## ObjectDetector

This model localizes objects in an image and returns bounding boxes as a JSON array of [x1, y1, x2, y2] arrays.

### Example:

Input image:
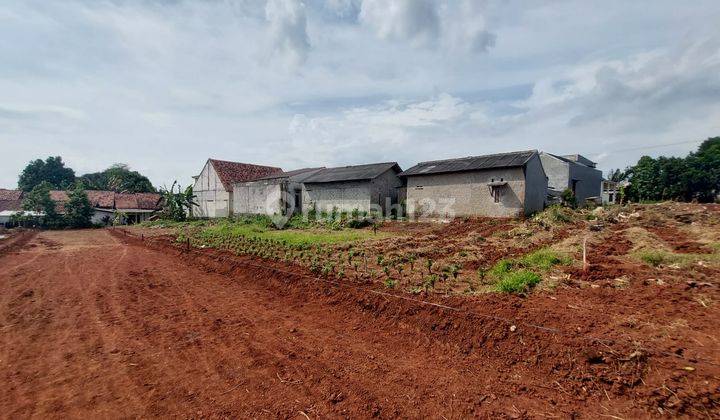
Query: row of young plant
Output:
[[178, 225, 571, 294]]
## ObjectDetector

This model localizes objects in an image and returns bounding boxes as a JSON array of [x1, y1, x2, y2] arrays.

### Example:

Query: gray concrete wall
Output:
[[539, 153, 570, 192], [522, 154, 548, 215], [303, 181, 372, 214], [405, 167, 527, 218], [192, 161, 231, 218], [540, 153, 602, 205], [569, 162, 602, 204], [370, 168, 403, 215]]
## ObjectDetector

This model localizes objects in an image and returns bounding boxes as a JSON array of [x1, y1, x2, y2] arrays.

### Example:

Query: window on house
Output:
[[491, 187, 502, 203]]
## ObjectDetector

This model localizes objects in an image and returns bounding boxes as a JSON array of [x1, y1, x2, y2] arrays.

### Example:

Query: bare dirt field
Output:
[[1, 207, 719, 418]]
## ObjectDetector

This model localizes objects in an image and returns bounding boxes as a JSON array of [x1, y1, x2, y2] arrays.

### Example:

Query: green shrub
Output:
[[496, 270, 541, 293]]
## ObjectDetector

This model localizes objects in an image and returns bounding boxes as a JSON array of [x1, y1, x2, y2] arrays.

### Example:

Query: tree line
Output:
[[14, 156, 196, 227], [608, 137, 719, 203], [14, 157, 156, 228], [18, 157, 156, 193]]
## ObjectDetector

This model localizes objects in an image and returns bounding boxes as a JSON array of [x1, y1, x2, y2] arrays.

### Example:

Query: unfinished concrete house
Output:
[[539, 153, 602, 205], [233, 168, 324, 216], [192, 159, 282, 218], [399, 150, 547, 218], [301, 162, 403, 216]]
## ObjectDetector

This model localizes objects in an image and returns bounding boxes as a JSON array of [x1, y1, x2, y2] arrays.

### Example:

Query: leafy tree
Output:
[[78, 163, 156, 193], [607, 168, 628, 182], [18, 156, 75, 192], [626, 137, 720, 202], [64, 186, 93, 228], [159, 181, 197, 221], [22, 181, 61, 228]]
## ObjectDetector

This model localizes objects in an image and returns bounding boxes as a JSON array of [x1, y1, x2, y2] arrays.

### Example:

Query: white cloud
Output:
[[358, 0, 495, 52], [0, 0, 719, 188], [359, 0, 439, 47], [265, 0, 311, 66]]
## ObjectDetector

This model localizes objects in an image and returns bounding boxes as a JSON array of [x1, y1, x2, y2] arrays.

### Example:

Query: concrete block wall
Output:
[[370, 168, 403, 215], [405, 167, 527, 218], [303, 181, 372, 214]]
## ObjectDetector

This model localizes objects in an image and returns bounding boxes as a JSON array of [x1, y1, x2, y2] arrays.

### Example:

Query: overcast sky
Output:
[[1, 0, 719, 189]]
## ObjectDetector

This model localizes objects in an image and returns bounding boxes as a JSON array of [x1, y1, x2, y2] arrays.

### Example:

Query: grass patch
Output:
[[636, 249, 720, 268], [198, 219, 387, 247], [638, 250, 669, 267], [486, 248, 570, 294], [519, 248, 571, 270], [496, 270, 541, 293]]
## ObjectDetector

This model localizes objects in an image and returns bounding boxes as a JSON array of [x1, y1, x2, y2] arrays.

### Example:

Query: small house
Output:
[[233, 167, 324, 216], [0, 189, 24, 226], [399, 150, 547, 218], [539, 153, 602, 205], [301, 162, 403, 216], [50, 190, 162, 224], [192, 159, 282, 218]]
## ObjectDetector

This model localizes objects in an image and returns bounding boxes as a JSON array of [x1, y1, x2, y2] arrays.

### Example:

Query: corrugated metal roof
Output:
[[302, 162, 401, 183], [253, 167, 326, 182], [399, 150, 537, 177]]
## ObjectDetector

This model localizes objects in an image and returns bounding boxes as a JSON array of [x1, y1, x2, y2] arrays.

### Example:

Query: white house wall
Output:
[[193, 161, 231, 218], [234, 181, 283, 215]]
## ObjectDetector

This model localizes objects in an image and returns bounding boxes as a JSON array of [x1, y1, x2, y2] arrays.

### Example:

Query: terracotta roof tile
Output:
[[0, 189, 22, 201], [0, 199, 22, 212], [209, 159, 283, 191]]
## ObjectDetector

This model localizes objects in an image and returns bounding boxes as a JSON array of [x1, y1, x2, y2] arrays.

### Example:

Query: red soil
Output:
[[646, 225, 712, 254], [1, 229, 718, 418]]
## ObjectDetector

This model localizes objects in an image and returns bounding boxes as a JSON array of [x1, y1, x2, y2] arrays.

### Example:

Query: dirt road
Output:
[[0, 230, 716, 418]]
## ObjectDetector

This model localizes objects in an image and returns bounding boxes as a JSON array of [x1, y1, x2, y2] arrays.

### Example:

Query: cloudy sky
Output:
[[1, 0, 719, 188]]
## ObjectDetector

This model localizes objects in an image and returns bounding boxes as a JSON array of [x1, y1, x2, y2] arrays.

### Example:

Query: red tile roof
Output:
[[48, 190, 162, 212], [209, 159, 283, 191], [134, 193, 162, 210], [0, 199, 23, 212], [0, 189, 24, 213], [0, 189, 22, 201], [87, 191, 115, 208]]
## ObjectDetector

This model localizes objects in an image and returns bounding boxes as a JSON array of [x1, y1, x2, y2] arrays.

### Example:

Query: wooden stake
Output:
[[582, 236, 588, 272]]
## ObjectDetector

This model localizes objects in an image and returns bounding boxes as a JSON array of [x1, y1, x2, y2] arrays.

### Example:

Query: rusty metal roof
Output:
[[399, 150, 537, 177]]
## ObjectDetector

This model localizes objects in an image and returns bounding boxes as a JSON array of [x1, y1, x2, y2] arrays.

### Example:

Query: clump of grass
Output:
[[486, 248, 569, 294], [639, 250, 668, 267], [495, 270, 541, 293], [519, 248, 570, 270]]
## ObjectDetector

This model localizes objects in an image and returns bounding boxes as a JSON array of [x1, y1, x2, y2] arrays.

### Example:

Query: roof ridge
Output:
[[209, 158, 282, 169], [415, 150, 537, 166]]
